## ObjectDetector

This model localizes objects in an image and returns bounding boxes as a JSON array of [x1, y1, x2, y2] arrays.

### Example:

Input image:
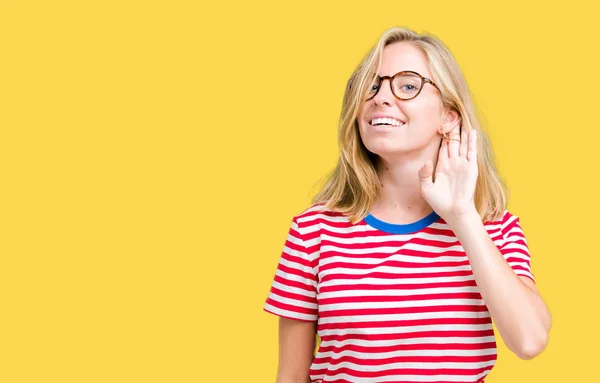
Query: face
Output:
[[357, 42, 449, 159]]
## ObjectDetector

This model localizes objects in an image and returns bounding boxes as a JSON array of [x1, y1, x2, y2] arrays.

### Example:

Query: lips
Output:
[[369, 123, 403, 133]]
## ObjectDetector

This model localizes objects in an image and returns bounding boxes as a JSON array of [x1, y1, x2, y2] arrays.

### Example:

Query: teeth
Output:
[[370, 117, 404, 126]]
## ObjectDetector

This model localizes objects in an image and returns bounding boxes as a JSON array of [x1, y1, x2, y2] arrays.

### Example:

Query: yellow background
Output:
[[1, 0, 597, 382]]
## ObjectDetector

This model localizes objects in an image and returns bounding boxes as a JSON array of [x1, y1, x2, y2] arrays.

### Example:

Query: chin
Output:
[[364, 142, 411, 157]]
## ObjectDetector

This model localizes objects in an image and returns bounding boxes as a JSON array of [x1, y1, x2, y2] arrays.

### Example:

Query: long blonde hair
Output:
[[311, 27, 508, 224]]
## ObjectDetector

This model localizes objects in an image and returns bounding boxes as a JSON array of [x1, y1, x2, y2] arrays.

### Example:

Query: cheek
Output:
[[357, 107, 370, 130], [357, 105, 368, 122], [404, 100, 442, 127]]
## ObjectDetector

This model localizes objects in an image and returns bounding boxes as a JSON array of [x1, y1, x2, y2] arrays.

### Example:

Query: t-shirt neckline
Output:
[[364, 210, 440, 234]]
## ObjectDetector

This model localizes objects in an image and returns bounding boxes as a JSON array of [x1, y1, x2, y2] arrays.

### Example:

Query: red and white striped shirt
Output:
[[264, 202, 534, 383]]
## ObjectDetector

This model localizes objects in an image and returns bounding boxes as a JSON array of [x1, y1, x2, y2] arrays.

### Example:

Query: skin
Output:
[[275, 42, 552, 383], [275, 318, 316, 383], [357, 42, 461, 222], [358, 42, 551, 360]]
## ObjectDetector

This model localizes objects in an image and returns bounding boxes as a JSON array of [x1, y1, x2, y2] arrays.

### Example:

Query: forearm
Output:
[[447, 210, 552, 359], [275, 374, 311, 383]]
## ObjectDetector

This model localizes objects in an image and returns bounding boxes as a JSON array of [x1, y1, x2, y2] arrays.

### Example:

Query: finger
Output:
[[418, 160, 434, 190], [467, 129, 477, 162], [448, 128, 461, 158], [439, 133, 449, 162], [459, 126, 468, 158]]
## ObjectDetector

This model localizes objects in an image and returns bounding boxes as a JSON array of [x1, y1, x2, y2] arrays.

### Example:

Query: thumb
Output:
[[418, 160, 434, 189]]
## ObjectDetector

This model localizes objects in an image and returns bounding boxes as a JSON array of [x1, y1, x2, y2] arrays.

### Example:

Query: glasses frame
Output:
[[366, 70, 440, 101]]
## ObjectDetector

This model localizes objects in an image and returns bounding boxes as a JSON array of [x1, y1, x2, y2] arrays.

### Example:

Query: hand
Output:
[[418, 128, 479, 223]]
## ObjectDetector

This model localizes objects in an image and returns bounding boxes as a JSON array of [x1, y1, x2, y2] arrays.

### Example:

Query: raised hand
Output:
[[418, 128, 478, 223]]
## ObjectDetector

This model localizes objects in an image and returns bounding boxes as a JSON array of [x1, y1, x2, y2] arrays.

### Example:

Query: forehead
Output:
[[378, 42, 431, 77]]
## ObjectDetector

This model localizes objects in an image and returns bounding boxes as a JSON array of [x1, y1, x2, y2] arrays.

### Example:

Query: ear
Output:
[[439, 107, 461, 135]]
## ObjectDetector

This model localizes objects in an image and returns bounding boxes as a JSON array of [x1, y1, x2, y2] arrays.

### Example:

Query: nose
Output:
[[372, 78, 394, 106]]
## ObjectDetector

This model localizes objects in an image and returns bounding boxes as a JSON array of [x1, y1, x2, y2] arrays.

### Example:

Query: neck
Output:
[[370, 145, 440, 223]]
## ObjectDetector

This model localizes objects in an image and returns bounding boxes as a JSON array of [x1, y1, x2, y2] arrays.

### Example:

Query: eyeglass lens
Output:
[[367, 72, 423, 100]]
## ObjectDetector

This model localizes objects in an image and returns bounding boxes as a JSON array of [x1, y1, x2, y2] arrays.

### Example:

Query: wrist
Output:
[[445, 206, 480, 229]]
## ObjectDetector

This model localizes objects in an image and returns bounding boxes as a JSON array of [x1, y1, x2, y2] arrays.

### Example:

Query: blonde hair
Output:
[[311, 27, 508, 224]]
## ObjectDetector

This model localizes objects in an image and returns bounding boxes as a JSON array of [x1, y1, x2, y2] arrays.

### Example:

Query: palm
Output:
[[419, 129, 478, 221]]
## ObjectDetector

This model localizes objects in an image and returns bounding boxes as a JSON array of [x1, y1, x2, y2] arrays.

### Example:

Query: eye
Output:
[[401, 84, 417, 91]]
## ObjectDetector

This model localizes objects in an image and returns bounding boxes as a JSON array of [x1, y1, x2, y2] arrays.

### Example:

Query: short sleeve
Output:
[[499, 211, 535, 283], [263, 216, 319, 322]]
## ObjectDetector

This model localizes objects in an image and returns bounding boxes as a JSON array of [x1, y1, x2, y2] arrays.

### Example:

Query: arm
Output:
[[447, 210, 552, 360], [418, 128, 552, 360], [275, 317, 317, 383]]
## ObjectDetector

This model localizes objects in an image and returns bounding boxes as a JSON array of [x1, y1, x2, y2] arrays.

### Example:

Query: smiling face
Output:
[[357, 42, 449, 159]]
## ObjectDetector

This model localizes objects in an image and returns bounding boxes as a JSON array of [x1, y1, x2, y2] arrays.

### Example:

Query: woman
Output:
[[264, 27, 551, 383]]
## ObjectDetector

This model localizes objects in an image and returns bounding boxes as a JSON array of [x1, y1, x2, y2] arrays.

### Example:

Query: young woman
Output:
[[264, 27, 552, 383]]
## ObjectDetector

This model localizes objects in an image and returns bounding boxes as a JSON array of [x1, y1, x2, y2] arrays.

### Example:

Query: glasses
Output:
[[366, 70, 440, 101]]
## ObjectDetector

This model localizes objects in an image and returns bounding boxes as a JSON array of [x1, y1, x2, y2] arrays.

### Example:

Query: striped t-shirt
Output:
[[264, 202, 534, 383]]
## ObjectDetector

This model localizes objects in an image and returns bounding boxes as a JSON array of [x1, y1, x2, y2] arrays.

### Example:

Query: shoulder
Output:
[[291, 202, 359, 246], [483, 210, 529, 244], [482, 210, 522, 239], [293, 202, 351, 228], [483, 209, 522, 227]]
